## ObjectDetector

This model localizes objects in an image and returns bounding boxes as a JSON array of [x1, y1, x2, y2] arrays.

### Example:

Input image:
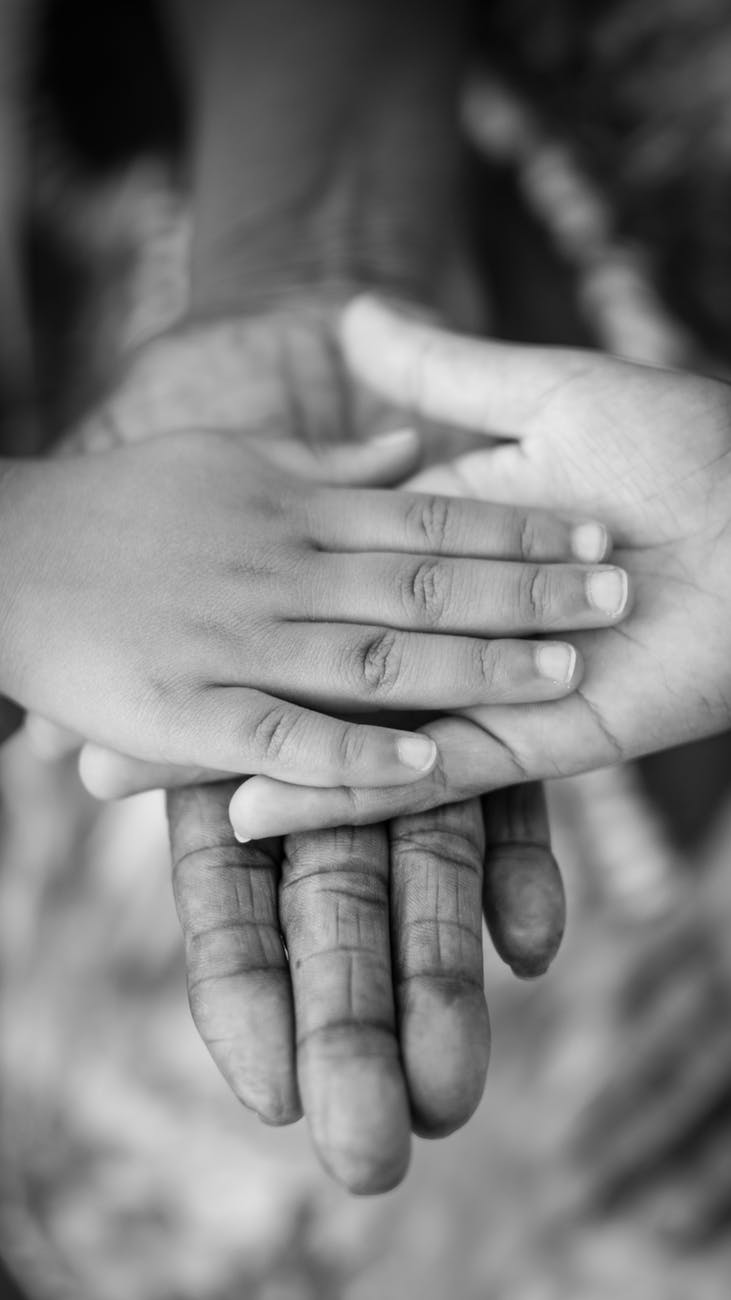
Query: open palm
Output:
[[233, 296, 731, 835]]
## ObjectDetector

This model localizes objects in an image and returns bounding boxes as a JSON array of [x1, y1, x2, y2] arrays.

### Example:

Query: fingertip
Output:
[[571, 521, 611, 564], [228, 779, 257, 840], [190, 974, 300, 1127], [350, 426, 421, 486], [341, 291, 383, 339], [395, 733, 439, 775], [401, 979, 490, 1138], [369, 426, 419, 454], [256, 1098, 304, 1127], [535, 642, 582, 692], [586, 566, 631, 621], [78, 744, 121, 799], [301, 1053, 412, 1194], [483, 846, 566, 978]]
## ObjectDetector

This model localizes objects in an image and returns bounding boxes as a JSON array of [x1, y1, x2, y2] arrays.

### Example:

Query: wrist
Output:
[[183, 0, 463, 320], [188, 215, 441, 321]]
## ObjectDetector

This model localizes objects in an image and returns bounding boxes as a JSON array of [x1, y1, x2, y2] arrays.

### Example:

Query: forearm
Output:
[[163, 0, 465, 314]]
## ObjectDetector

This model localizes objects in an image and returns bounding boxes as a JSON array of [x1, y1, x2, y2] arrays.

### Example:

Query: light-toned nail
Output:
[[571, 522, 610, 563], [233, 830, 252, 844], [587, 568, 629, 618], [536, 642, 577, 686], [396, 734, 438, 773]]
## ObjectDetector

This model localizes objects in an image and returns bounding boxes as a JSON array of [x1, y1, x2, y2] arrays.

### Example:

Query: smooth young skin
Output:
[[1, 415, 631, 787], [229, 295, 731, 837]]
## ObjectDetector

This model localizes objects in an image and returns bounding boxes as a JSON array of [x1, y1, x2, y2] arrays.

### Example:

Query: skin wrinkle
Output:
[[454, 715, 530, 784], [296, 1020, 399, 1051], [574, 687, 625, 762], [280, 863, 387, 897], [397, 918, 481, 971], [294, 943, 387, 966], [186, 962, 286, 999], [395, 966, 484, 990]]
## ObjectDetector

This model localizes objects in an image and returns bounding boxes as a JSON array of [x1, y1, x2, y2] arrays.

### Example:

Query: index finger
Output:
[[341, 295, 593, 437], [167, 781, 300, 1124]]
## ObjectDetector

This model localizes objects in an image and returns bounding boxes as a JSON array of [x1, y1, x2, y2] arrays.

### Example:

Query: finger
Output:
[[284, 623, 584, 711], [481, 783, 566, 978], [341, 293, 591, 436], [228, 714, 515, 842], [404, 450, 552, 514], [309, 554, 625, 635], [24, 712, 83, 760], [229, 699, 617, 838], [161, 686, 439, 789], [406, 443, 591, 529], [167, 781, 300, 1123], [79, 743, 232, 799], [280, 825, 411, 1193], [389, 798, 490, 1137], [311, 484, 609, 563], [256, 427, 421, 485]]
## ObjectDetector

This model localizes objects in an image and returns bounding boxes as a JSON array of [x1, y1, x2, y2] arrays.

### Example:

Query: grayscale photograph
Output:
[[1, 2, 730, 1298]]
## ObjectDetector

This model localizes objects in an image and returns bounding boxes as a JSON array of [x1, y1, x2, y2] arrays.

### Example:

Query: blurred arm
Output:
[[162, 0, 464, 314]]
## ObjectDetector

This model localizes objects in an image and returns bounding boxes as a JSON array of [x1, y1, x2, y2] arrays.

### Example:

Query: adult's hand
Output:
[[231, 295, 731, 837]]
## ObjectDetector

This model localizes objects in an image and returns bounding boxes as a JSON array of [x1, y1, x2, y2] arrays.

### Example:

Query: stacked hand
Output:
[[25, 297, 606, 1191], [230, 296, 731, 839]]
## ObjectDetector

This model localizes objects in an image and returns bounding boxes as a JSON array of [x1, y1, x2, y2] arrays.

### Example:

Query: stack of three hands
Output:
[[25, 292, 731, 1194]]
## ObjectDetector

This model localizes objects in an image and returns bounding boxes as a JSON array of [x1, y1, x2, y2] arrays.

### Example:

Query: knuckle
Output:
[[403, 558, 452, 626], [408, 493, 454, 552], [476, 641, 500, 695], [252, 703, 303, 765], [516, 511, 538, 560], [519, 564, 550, 623], [351, 630, 405, 698], [135, 668, 198, 738], [334, 723, 368, 774]]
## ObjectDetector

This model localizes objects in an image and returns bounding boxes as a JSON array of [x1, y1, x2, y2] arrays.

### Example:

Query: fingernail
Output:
[[396, 734, 438, 772], [536, 642, 577, 686], [233, 829, 252, 844], [571, 521, 610, 563], [370, 427, 418, 449], [587, 567, 628, 618]]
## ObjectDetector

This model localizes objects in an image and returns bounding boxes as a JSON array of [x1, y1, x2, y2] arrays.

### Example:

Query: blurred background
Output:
[[1, 2, 731, 1296]]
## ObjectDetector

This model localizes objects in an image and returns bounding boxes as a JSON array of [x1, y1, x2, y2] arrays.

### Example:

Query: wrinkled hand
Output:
[[26, 298, 568, 1191], [234, 295, 731, 836]]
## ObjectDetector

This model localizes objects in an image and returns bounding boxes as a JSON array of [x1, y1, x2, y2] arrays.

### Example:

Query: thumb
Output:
[[254, 426, 421, 486], [404, 443, 555, 512], [341, 294, 586, 440]]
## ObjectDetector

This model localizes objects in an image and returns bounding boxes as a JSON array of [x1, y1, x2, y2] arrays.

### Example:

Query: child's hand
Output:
[[2, 424, 623, 788], [228, 295, 731, 836]]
